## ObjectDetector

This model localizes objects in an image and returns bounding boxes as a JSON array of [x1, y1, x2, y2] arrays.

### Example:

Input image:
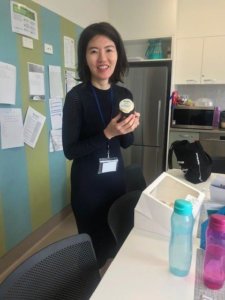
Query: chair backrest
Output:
[[0, 233, 100, 300], [125, 164, 147, 192], [108, 190, 142, 250]]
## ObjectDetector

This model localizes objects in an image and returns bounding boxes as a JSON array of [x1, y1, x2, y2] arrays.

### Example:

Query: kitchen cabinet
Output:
[[168, 130, 199, 168], [174, 36, 225, 84], [202, 37, 225, 84], [174, 38, 203, 84], [199, 132, 225, 157], [199, 132, 225, 173]]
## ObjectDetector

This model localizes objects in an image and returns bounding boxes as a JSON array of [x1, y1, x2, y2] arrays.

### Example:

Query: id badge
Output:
[[98, 157, 118, 174]]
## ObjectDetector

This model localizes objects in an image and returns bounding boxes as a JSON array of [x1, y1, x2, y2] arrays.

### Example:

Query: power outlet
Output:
[[44, 43, 53, 54]]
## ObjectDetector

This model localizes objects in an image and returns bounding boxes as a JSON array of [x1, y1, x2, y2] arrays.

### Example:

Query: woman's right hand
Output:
[[103, 112, 140, 140]]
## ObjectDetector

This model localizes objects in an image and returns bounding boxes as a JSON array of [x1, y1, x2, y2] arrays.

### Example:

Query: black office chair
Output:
[[211, 156, 225, 174], [125, 164, 147, 192], [0, 233, 100, 300], [108, 190, 142, 252]]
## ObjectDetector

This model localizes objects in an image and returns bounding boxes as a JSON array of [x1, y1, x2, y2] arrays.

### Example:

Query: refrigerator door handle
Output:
[[156, 99, 161, 146]]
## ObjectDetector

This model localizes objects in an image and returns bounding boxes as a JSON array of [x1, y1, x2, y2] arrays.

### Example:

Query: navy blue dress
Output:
[[62, 82, 134, 267]]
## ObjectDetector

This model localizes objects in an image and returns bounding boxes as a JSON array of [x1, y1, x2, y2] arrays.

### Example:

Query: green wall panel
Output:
[[41, 7, 69, 214], [0, 193, 6, 256], [60, 17, 78, 205], [0, 0, 82, 256], [0, 0, 32, 252], [16, 0, 52, 230]]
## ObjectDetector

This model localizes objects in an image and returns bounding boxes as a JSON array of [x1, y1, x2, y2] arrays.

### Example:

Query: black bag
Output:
[[168, 140, 212, 184]]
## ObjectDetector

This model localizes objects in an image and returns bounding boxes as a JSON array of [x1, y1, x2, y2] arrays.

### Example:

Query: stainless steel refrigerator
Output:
[[121, 61, 172, 184]]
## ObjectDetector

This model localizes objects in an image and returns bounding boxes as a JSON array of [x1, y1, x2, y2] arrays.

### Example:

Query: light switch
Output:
[[44, 43, 53, 54], [22, 36, 33, 49]]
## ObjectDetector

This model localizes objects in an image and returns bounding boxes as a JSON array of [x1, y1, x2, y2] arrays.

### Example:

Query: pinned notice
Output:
[[23, 106, 46, 148], [0, 108, 24, 149], [0, 62, 16, 105], [28, 63, 45, 100]]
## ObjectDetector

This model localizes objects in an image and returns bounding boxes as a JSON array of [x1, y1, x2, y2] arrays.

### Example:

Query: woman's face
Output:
[[86, 35, 118, 87]]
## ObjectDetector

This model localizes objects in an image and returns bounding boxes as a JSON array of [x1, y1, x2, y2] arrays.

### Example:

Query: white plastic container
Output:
[[134, 172, 205, 237]]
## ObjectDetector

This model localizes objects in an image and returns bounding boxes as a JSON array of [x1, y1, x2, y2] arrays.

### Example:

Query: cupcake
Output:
[[118, 99, 135, 121]]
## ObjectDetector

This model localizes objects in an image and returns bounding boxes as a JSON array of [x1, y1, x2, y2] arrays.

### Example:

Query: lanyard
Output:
[[90, 84, 114, 158], [90, 84, 114, 127]]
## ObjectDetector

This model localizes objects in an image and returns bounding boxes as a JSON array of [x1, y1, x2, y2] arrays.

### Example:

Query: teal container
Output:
[[145, 39, 163, 59]]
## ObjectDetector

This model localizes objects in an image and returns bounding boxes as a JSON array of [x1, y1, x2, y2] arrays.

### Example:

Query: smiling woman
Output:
[[62, 22, 140, 268], [86, 35, 118, 89]]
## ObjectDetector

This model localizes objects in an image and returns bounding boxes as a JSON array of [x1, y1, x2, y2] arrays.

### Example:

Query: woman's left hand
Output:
[[104, 112, 140, 139], [120, 111, 140, 133]]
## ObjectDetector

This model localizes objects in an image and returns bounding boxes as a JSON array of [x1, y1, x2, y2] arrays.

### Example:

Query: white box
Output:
[[210, 176, 225, 203], [134, 172, 205, 237], [210, 185, 225, 203]]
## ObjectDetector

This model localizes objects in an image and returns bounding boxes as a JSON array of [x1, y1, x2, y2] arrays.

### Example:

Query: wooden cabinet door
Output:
[[202, 36, 225, 84], [174, 38, 203, 84]]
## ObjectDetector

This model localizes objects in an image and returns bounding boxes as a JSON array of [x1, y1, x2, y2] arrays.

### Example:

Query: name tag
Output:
[[98, 157, 118, 174]]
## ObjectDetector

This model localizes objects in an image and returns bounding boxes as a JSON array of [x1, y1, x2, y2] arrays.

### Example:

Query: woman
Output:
[[62, 22, 140, 267]]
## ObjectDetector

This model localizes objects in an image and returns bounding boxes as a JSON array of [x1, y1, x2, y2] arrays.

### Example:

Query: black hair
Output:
[[77, 22, 128, 83]]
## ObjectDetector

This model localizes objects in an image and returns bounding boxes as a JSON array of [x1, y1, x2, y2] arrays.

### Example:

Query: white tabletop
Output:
[[91, 170, 225, 300], [91, 229, 199, 300]]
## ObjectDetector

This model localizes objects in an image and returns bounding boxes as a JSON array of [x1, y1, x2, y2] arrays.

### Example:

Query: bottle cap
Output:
[[174, 199, 192, 216], [209, 214, 225, 232]]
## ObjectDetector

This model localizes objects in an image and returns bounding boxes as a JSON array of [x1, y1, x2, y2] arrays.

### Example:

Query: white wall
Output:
[[109, 0, 177, 40], [32, 0, 225, 110], [176, 0, 225, 37], [32, 0, 109, 28], [33, 0, 177, 40]]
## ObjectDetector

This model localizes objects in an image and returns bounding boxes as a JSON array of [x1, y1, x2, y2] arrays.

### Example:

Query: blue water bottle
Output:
[[169, 199, 194, 277]]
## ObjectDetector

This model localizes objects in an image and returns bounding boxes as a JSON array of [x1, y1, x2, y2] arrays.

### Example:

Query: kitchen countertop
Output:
[[170, 127, 225, 134]]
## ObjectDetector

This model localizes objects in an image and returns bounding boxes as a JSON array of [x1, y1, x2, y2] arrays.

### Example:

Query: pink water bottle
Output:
[[203, 214, 225, 290], [212, 106, 220, 128]]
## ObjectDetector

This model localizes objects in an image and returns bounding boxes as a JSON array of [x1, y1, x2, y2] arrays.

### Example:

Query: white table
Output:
[[91, 170, 225, 300], [91, 228, 200, 300]]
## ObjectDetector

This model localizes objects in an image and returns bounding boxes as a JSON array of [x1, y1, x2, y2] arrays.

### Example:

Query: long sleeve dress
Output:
[[62, 82, 134, 267]]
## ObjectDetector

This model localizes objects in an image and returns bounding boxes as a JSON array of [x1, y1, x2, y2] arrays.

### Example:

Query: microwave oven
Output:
[[171, 105, 214, 129]]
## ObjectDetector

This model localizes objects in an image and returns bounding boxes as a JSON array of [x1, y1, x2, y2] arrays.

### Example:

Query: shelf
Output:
[[124, 37, 172, 61]]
